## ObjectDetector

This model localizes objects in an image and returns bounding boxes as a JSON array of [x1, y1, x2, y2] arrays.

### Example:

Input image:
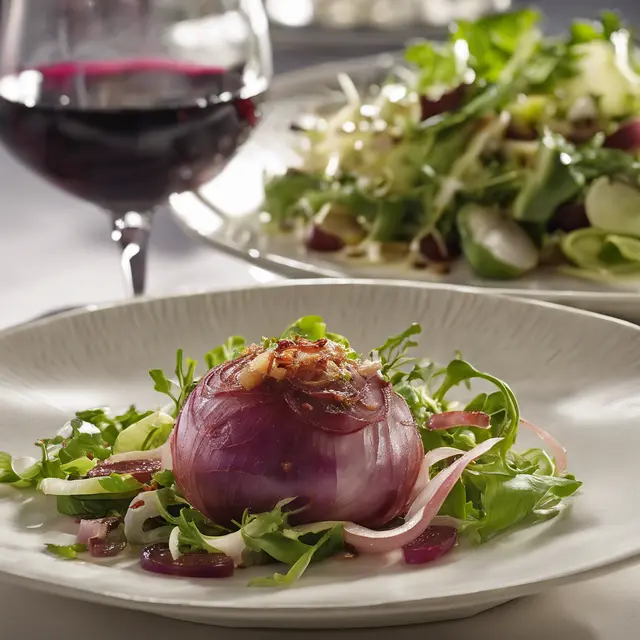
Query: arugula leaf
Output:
[[149, 369, 176, 404], [520, 448, 556, 476], [433, 359, 520, 454], [573, 145, 640, 187], [453, 8, 541, 83], [570, 11, 623, 44], [35, 441, 66, 480], [204, 336, 247, 370], [75, 406, 152, 447], [264, 170, 325, 226], [175, 349, 197, 410], [45, 543, 87, 559], [152, 469, 175, 488], [56, 495, 134, 518], [405, 40, 468, 94], [372, 323, 421, 380], [155, 487, 228, 548], [281, 315, 328, 341], [250, 526, 343, 587], [149, 349, 199, 415], [280, 316, 357, 358], [423, 19, 541, 134], [54, 419, 112, 465], [466, 472, 582, 541], [158, 491, 344, 586], [439, 478, 468, 520], [512, 131, 583, 223]]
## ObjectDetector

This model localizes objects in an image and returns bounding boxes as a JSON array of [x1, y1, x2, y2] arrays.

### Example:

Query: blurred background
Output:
[[0, 0, 638, 329], [265, 0, 639, 73]]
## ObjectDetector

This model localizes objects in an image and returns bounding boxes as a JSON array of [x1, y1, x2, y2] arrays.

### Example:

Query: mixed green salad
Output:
[[264, 9, 640, 282], [0, 317, 580, 585]]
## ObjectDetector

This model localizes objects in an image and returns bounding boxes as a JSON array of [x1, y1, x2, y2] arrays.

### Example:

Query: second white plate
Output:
[[170, 54, 640, 321]]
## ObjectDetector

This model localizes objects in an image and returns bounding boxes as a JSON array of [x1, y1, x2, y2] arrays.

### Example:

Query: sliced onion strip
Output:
[[428, 411, 491, 430], [123, 491, 173, 545], [408, 446, 464, 504], [520, 418, 568, 475], [343, 438, 502, 554]]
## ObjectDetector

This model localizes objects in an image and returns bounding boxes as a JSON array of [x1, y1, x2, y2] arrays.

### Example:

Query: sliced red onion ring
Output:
[[408, 446, 464, 504], [86, 458, 163, 483], [520, 419, 568, 475], [402, 526, 457, 565], [428, 411, 490, 430], [140, 543, 234, 578], [76, 516, 121, 546], [343, 438, 502, 554]]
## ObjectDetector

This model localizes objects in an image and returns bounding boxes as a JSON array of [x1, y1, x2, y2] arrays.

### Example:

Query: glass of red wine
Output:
[[0, 0, 272, 296]]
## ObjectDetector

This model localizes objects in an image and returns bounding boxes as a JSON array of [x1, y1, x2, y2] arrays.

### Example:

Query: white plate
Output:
[[170, 54, 640, 322], [0, 280, 639, 628]]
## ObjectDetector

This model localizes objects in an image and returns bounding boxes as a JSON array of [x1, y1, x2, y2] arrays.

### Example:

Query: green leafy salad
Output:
[[0, 316, 580, 585], [264, 9, 640, 282]]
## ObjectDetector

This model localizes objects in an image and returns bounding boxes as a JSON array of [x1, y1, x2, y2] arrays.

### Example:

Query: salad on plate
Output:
[[0, 317, 580, 586], [264, 9, 640, 283]]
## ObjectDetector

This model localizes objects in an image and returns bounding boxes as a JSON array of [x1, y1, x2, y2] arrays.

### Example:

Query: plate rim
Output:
[[169, 53, 640, 308], [2, 279, 640, 620], [6, 278, 640, 341]]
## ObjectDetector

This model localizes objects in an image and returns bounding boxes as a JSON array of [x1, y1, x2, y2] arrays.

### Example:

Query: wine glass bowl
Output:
[[0, 0, 272, 296]]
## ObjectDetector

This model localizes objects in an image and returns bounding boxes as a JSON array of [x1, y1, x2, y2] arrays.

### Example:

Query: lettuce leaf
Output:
[[465, 471, 582, 542]]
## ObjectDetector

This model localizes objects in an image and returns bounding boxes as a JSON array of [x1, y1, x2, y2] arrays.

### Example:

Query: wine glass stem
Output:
[[111, 211, 152, 297]]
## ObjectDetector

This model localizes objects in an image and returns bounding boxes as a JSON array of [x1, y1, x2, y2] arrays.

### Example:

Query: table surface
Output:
[[2, 1, 640, 637]]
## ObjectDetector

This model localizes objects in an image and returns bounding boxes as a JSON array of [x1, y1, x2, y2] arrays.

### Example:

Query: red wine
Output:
[[0, 60, 265, 211]]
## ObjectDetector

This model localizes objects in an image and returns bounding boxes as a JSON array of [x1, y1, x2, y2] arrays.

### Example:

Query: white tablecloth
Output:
[[0, 147, 637, 638]]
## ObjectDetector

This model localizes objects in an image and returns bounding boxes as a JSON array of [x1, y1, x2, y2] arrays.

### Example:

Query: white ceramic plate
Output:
[[1, 280, 639, 628], [170, 54, 640, 322]]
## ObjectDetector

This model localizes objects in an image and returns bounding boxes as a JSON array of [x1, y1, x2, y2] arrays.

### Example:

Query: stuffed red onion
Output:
[[171, 337, 424, 527]]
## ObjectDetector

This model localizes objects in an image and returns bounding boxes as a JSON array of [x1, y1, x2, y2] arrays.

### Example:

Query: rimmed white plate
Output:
[[170, 54, 640, 322], [1, 280, 639, 628]]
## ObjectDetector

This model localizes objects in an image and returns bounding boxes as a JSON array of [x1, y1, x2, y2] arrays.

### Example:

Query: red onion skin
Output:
[[403, 526, 457, 565], [86, 459, 162, 484], [141, 543, 234, 578], [171, 360, 423, 528]]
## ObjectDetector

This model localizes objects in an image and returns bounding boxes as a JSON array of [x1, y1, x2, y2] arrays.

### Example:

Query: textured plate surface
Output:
[[170, 54, 640, 321], [1, 280, 640, 628]]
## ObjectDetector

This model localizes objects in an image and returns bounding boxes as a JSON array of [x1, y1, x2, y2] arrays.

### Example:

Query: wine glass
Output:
[[0, 0, 272, 296]]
